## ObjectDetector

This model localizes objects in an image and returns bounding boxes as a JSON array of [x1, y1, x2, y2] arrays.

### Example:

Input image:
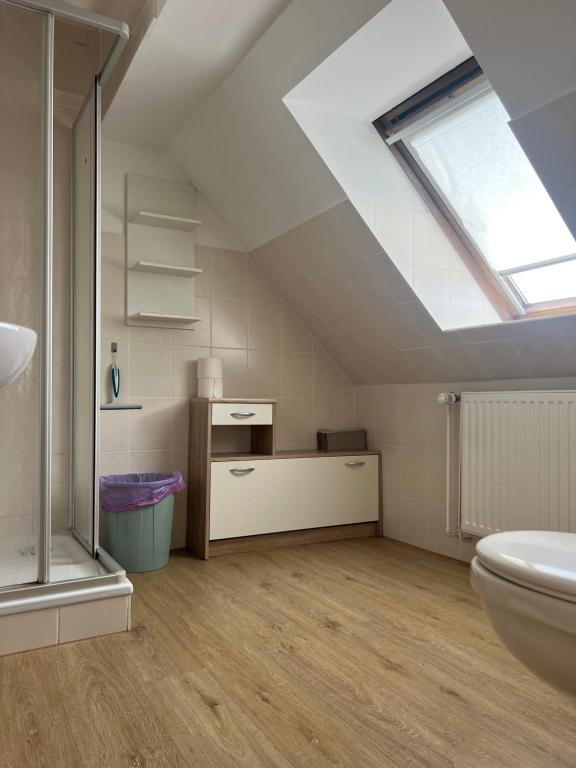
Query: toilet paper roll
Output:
[[197, 357, 223, 378], [197, 377, 224, 398]]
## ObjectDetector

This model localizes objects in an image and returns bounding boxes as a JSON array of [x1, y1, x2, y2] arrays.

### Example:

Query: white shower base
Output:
[[0, 532, 107, 589], [0, 533, 132, 656]]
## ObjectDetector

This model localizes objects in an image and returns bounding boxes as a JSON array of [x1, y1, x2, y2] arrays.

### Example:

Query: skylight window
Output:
[[374, 58, 576, 319]]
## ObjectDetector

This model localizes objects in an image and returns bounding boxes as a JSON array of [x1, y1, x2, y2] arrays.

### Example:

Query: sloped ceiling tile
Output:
[[251, 200, 576, 384]]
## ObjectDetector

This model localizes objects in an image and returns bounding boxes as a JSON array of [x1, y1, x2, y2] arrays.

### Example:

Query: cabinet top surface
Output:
[[211, 449, 380, 462], [190, 398, 277, 404]]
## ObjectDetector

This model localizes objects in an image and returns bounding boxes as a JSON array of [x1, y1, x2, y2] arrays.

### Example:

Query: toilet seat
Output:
[[476, 531, 576, 604]]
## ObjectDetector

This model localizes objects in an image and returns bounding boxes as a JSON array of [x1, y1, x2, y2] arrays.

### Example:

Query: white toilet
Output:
[[471, 530, 576, 698]]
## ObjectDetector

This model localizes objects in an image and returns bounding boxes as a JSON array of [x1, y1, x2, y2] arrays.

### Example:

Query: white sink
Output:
[[0, 322, 37, 391]]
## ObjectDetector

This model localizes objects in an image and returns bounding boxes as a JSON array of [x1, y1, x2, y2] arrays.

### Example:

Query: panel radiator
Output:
[[460, 391, 576, 537]]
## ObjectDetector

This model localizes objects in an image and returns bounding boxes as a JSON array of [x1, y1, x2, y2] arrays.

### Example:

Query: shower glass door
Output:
[[71, 79, 101, 555], [0, 2, 47, 587]]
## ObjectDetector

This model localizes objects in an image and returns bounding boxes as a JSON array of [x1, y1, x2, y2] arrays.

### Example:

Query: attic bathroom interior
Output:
[[1, 0, 576, 765]]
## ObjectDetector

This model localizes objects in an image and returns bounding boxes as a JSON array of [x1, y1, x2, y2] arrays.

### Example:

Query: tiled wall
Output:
[[356, 376, 576, 561], [353, 199, 499, 329], [252, 200, 576, 385], [100, 235, 355, 548]]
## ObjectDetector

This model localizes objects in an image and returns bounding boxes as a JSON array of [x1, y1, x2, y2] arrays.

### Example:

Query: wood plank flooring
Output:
[[1, 538, 575, 767]]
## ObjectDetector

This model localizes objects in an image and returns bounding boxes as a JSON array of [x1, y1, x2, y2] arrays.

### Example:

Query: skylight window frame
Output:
[[373, 57, 576, 321]]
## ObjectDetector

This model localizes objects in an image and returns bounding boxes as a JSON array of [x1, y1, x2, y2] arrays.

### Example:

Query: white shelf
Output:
[[130, 312, 203, 324], [130, 261, 203, 278], [130, 210, 203, 231]]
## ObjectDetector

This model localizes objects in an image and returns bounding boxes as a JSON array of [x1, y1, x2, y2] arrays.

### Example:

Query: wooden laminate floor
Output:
[[1, 538, 575, 768]]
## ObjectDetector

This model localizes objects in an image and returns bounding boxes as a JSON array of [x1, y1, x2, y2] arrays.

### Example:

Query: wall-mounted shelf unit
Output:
[[126, 174, 206, 330], [130, 312, 202, 324], [129, 211, 203, 231], [130, 260, 203, 278]]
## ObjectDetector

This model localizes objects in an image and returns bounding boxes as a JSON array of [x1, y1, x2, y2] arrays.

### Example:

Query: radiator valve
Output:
[[437, 392, 460, 405]]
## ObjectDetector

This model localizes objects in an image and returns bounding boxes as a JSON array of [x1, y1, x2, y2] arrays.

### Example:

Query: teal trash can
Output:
[[100, 472, 185, 573]]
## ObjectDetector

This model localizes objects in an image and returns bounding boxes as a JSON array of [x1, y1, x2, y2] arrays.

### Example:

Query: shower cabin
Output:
[[0, 0, 132, 650]]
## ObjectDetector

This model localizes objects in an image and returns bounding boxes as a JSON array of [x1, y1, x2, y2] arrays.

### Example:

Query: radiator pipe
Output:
[[437, 393, 460, 536]]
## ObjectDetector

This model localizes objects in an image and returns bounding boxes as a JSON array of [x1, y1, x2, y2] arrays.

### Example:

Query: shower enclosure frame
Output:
[[0, 0, 129, 595]]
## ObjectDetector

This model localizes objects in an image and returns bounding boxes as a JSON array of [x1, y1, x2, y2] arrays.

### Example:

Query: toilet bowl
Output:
[[471, 531, 576, 698]]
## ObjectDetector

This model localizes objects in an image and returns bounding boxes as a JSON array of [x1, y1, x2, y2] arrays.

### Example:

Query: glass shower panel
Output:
[[0, 3, 45, 587], [71, 81, 100, 555]]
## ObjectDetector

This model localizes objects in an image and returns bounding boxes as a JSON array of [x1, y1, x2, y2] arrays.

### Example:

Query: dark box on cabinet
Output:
[[317, 429, 367, 452]]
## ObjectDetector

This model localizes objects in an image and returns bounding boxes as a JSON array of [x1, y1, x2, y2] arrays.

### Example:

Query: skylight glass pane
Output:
[[407, 92, 576, 271], [510, 261, 576, 304]]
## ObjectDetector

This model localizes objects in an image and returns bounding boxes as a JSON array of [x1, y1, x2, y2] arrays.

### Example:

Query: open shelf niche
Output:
[[126, 174, 206, 330]]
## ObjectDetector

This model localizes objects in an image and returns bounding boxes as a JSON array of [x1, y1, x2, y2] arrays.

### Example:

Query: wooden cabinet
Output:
[[188, 398, 381, 558]]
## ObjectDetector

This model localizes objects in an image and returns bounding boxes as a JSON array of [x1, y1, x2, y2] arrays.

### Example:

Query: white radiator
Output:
[[460, 391, 576, 537]]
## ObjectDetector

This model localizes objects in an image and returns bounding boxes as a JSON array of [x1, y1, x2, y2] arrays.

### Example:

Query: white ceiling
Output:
[[103, 0, 289, 147], [286, 0, 470, 122]]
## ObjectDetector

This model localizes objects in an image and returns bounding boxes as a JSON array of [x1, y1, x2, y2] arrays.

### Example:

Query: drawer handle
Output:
[[230, 411, 256, 419], [345, 461, 366, 467], [229, 467, 255, 475]]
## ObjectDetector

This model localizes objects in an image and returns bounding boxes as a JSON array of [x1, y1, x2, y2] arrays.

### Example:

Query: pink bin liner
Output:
[[100, 472, 186, 513]]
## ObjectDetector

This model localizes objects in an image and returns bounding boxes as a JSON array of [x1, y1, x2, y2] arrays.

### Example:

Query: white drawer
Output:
[[211, 402, 273, 426], [210, 455, 379, 540]]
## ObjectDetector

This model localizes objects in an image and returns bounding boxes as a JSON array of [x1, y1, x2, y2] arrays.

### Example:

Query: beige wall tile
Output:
[[172, 346, 207, 397], [59, 596, 130, 644], [51, 453, 70, 531], [101, 285, 129, 343], [101, 410, 130, 452], [210, 249, 247, 299], [52, 395, 70, 455], [248, 301, 283, 350], [130, 343, 172, 396], [174, 297, 211, 348], [314, 397, 355, 432], [425, 449, 446, 506], [0, 609, 59, 656], [314, 356, 353, 398], [171, 398, 190, 451], [282, 353, 314, 397], [282, 307, 314, 353], [247, 260, 278, 302], [52, 340, 69, 397], [212, 348, 249, 398], [211, 298, 248, 349], [246, 350, 282, 398], [193, 246, 211, 298], [101, 231, 125, 289], [100, 451, 130, 475], [129, 325, 172, 345], [399, 447, 427, 500], [397, 397, 427, 449], [128, 450, 173, 473], [381, 445, 401, 495], [276, 399, 316, 449], [129, 398, 173, 451]]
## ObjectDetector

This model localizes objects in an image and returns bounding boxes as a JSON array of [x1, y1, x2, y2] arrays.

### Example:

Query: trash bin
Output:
[[100, 472, 186, 572]]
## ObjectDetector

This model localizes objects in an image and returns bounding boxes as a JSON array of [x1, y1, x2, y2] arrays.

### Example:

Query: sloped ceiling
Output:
[[103, 0, 290, 147], [251, 201, 576, 384], [170, 0, 390, 249]]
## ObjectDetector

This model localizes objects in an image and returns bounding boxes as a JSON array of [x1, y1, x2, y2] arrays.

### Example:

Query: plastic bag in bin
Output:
[[100, 472, 186, 513]]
